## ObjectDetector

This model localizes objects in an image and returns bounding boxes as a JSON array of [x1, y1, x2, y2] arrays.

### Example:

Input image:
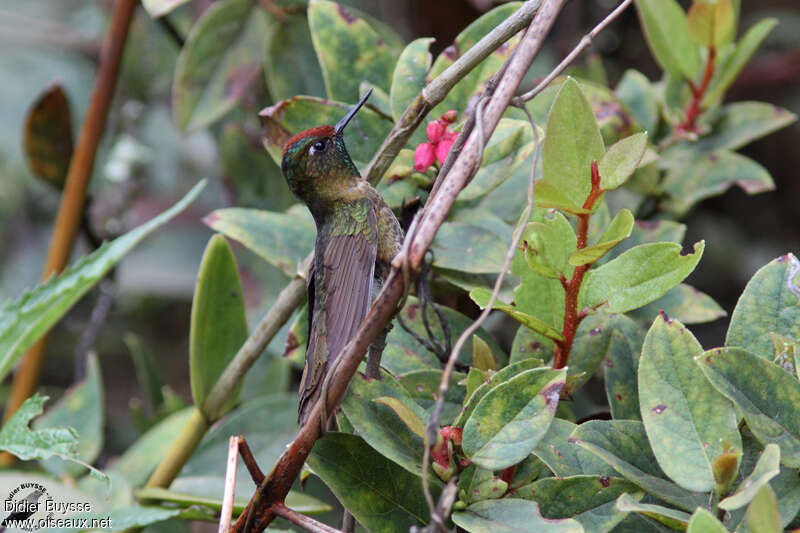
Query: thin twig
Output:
[[272, 504, 343, 533], [239, 437, 265, 485], [518, 0, 634, 102], [218, 436, 242, 533]]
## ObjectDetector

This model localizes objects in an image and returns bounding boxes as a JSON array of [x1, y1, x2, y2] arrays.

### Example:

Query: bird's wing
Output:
[[298, 203, 377, 425]]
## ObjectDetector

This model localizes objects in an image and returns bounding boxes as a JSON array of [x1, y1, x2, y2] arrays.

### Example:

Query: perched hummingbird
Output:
[[280, 90, 403, 426]]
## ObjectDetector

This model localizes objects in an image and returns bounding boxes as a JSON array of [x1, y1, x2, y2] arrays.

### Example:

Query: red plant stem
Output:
[[678, 46, 716, 133], [553, 162, 603, 370]]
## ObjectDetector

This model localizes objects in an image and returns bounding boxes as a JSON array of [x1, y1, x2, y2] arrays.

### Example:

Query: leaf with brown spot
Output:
[[23, 84, 74, 188]]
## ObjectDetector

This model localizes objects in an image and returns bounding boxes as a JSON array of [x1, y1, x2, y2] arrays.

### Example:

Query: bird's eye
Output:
[[310, 139, 327, 155]]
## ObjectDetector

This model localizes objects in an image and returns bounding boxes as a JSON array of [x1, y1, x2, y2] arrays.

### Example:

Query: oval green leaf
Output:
[[634, 0, 701, 80], [569, 209, 634, 266], [598, 133, 648, 191], [390, 37, 433, 122], [452, 498, 583, 533]]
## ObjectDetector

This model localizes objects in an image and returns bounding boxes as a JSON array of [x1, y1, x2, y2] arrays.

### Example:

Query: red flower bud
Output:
[[442, 110, 458, 123], [414, 142, 436, 172], [426, 120, 446, 143]]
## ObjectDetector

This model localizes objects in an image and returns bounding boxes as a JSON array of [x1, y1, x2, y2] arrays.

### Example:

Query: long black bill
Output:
[[334, 88, 372, 135]]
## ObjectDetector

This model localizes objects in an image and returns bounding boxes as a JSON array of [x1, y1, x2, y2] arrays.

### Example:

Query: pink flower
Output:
[[414, 142, 435, 172], [426, 120, 446, 143], [435, 130, 458, 164]]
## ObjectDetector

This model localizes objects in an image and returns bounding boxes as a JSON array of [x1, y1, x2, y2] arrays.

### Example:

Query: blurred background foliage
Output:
[[0, 0, 798, 512]]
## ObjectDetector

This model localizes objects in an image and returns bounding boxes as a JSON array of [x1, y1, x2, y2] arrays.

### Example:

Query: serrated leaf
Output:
[[390, 37, 433, 122], [747, 485, 781, 533], [470, 288, 564, 342], [35, 353, 104, 479], [190, 235, 248, 419], [569, 420, 706, 511], [719, 443, 780, 510], [0, 394, 105, 481], [0, 182, 205, 382], [341, 370, 428, 476], [614, 493, 690, 530], [686, 508, 727, 533], [569, 209, 634, 266], [634, 0, 701, 79], [698, 348, 800, 468], [519, 475, 640, 533], [264, 12, 325, 101], [703, 18, 777, 107], [540, 77, 605, 212], [308, 432, 437, 533], [638, 314, 741, 492], [452, 498, 583, 533], [580, 241, 705, 314], [687, 0, 735, 47], [308, 0, 398, 102], [598, 133, 648, 191], [628, 283, 726, 326], [172, 0, 269, 131], [726, 253, 800, 359], [204, 206, 315, 277], [462, 368, 565, 470], [23, 84, 73, 188]]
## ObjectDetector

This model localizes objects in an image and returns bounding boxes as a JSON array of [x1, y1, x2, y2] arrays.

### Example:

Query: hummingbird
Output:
[[279, 90, 403, 426]]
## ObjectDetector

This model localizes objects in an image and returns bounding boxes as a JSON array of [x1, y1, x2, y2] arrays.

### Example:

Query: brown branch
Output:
[[232, 2, 566, 531], [272, 504, 343, 533], [0, 0, 138, 463], [677, 46, 716, 134], [239, 437, 265, 485]]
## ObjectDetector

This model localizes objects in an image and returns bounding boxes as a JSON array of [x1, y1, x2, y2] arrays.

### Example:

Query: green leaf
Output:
[[726, 253, 800, 359], [398, 369, 466, 426], [661, 150, 775, 217], [698, 348, 800, 467], [686, 0, 735, 47], [533, 418, 616, 477], [540, 77, 605, 212], [703, 18, 777, 107], [427, 3, 522, 118], [638, 314, 741, 492], [462, 368, 566, 470], [569, 209, 634, 266], [570, 420, 706, 511], [598, 133, 648, 191], [686, 508, 727, 533], [0, 182, 205, 382], [457, 464, 508, 505], [373, 397, 426, 439], [719, 443, 780, 510], [264, 12, 325, 101], [605, 220, 686, 264], [470, 288, 564, 342], [308, 432, 437, 533], [308, 0, 398, 102], [522, 211, 577, 278], [628, 283, 726, 326], [142, 0, 190, 17], [510, 324, 553, 365], [23, 84, 73, 189], [634, 0, 701, 80], [604, 328, 644, 420], [432, 221, 510, 274], [124, 333, 165, 412], [35, 353, 104, 479], [453, 498, 583, 533], [580, 241, 705, 314], [454, 358, 546, 429], [747, 485, 781, 533], [614, 493, 691, 530], [615, 70, 659, 134], [341, 370, 429, 476], [472, 335, 496, 372], [259, 95, 393, 168], [190, 235, 248, 419], [390, 37, 433, 122], [204, 206, 315, 277], [0, 394, 105, 481], [518, 475, 641, 533], [172, 0, 269, 131]]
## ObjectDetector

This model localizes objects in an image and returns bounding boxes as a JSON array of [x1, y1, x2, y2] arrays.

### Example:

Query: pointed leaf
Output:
[[190, 235, 248, 419], [264, 12, 326, 101], [580, 241, 705, 314], [687, 0, 735, 47], [472, 335, 496, 372], [452, 498, 583, 533], [699, 347, 800, 467], [390, 37, 433, 122], [0, 182, 205, 382], [688, 101, 796, 154], [686, 508, 727, 533], [204, 206, 315, 277], [308, 0, 398, 102], [598, 133, 648, 191], [628, 283, 726, 326], [569, 420, 706, 511], [614, 493, 690, 530], [747, 484, 781, 533], [639, 314, 741, 492], [541, 77, 605, 211], [173, 0, 269, 131], [470, 288, 565, 342], [719, 444, 780, 510], [569, 209, 634, 266], [634, 0, 701, 79], [307, 432, 438, 532], [726, 253, 800, 359], [373, 397, 426, 439], [23, 84, 73, 188], [35, 353, 104, 478], [142, 0, 190, 17], [462, 368, 566, 470]]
